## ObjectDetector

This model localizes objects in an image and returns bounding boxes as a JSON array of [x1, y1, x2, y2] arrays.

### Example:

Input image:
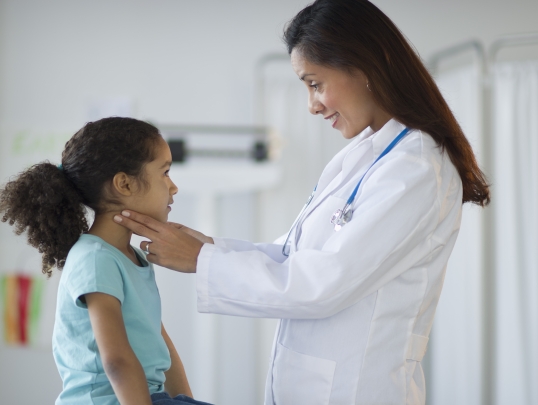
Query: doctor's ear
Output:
[[111, 172, 140, 197]]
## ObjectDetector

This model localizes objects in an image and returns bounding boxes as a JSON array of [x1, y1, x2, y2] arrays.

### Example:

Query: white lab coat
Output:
[[196, 119, 462, 405]]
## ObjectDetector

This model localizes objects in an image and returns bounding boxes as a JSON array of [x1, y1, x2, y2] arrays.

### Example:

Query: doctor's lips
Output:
[[325, 112, 340, 127]]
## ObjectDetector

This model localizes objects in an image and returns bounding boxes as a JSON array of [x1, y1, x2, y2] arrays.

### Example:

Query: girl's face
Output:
[[291, 49, 392, 138], [128, 137, 178, 223]]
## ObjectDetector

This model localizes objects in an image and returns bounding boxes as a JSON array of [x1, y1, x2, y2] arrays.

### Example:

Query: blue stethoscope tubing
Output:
[[282, 127, 411, 257]]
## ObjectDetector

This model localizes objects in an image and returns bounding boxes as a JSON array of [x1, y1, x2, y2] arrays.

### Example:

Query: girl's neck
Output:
[[88, 212, 140, 266]]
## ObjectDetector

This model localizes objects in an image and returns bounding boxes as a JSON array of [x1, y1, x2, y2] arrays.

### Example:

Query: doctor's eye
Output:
[[309, 83, 319, 91], [164, 170, 170, 177]]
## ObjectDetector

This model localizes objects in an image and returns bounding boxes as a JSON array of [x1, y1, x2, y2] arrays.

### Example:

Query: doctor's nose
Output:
[[308, 95, 323, 115]]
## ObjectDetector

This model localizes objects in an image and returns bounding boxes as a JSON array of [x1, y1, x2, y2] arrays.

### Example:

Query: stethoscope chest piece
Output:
[[330, 206, 353, 232], [283, 127, 411, 253], [329, 127, 411, 232]]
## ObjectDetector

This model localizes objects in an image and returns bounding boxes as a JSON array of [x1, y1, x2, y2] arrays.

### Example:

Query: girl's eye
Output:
[[164, 170, 170, 177], [309, 83, 319, 91]]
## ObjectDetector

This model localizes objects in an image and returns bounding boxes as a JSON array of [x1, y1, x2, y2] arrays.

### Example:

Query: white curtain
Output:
[[492, 61, 538, 405], [428, 65, 484, 405]]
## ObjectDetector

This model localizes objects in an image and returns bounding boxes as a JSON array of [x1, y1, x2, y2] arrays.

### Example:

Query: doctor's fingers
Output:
[[143, 252, 161, 266], [114, 212, 162, 241], [167, 221, 188, 230], [138, 227, 201, 272], [121, 210, 168, 233], [175, 225, 214, 244], [147, 254, 184, 270]]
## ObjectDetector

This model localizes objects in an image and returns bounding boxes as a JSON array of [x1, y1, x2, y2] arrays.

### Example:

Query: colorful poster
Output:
[[1, 274, 44, 346]]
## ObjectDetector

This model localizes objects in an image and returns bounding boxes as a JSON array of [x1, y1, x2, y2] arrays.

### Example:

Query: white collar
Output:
[[369, 119, 407, 160]]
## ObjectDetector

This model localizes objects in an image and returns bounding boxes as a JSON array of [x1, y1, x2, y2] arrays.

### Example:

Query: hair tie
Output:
[[57, 164, 63, 171]]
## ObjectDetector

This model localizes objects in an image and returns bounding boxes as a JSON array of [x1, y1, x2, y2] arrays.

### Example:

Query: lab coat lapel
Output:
[[290, 129, 373, 250], [370, 119, 408, 161], [338, 120, 408, 188], [305, 127, 374, 216], [300, 119, 407, 223], [313, 142, 356, 199]]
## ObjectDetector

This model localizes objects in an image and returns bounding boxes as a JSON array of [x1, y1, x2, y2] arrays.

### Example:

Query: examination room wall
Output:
[[2, 1, 538, 404]]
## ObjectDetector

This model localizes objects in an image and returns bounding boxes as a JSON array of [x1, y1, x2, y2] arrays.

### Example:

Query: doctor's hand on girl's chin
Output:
[[113, 210, 213, 273], [167, 222, 214, 245]]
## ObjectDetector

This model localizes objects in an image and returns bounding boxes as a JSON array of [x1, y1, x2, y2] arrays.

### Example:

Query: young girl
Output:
[[0, 117, 212, 405]]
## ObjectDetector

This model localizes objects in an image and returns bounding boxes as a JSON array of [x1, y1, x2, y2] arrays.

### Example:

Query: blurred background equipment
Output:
[[163, 125, 271, 162]]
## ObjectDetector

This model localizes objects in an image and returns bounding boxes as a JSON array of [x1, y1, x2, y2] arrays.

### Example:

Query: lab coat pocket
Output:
[[273, 343, 336, 405]]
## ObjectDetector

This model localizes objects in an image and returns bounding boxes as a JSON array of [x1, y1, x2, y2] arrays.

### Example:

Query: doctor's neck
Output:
[[370, 112, 393, 133]]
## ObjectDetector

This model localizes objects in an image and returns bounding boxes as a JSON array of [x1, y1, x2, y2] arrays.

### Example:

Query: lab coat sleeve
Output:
[[212, 236, 288, 264], [197, 152, 448, 319]]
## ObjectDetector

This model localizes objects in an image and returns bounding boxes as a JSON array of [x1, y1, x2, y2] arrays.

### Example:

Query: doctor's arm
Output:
[[169, 222, 289, 263], [195, 154, 451, 319], [114, 212, 287, 271], [115, 156, 453, 320]]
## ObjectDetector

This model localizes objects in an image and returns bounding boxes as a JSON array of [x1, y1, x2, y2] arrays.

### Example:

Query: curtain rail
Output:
[[428, 40, 486, 74], [489, 32, 538, 63], [254, 53, 289, 125]]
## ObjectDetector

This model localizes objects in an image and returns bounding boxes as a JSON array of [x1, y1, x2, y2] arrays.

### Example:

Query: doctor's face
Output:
[[291, 49, 392, 138]]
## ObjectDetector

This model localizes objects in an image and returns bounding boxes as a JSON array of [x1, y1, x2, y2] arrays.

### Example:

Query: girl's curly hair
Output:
[[0, 117, 162, 277]]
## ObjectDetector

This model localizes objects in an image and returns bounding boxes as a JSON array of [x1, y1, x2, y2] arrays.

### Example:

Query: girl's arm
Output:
[[86, 292, 152, 405], [161, 323, 193, 398]]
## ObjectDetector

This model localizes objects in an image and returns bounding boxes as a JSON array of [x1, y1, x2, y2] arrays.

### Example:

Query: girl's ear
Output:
[[112, 172, 135, 196]]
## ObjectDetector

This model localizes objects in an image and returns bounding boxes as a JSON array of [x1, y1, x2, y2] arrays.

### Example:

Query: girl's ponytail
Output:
[[0, 162, 89, 277], [1, 117, 162, 277]]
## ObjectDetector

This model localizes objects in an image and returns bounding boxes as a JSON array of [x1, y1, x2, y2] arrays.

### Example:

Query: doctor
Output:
[[115, 0, 490, 404]]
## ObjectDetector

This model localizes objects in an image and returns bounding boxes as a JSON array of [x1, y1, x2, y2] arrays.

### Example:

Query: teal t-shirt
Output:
[[52, 234, 171, 405]]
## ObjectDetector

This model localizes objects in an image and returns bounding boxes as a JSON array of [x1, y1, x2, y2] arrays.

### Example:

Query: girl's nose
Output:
[[170, 181, 179, 195]]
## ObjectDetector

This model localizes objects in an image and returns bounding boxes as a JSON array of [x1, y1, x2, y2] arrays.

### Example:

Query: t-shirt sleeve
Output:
[[65, 250, 125, 309]]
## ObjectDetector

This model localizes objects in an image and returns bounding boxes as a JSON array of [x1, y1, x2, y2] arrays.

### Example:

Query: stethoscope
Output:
[[282, 127, 411, 257]]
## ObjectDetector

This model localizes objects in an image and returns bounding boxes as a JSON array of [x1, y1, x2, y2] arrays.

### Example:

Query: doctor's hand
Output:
[[114, 210, 212, 273], [167, 222, 214, 245]]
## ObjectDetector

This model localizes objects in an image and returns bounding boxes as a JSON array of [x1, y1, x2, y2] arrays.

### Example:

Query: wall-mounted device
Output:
[[160, 124, 271, 163]]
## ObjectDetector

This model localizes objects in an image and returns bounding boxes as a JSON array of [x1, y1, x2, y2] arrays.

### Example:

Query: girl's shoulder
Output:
[[63, 234, 151, 278], [59, 235, 154, 305], [66, 234, 122, 266]]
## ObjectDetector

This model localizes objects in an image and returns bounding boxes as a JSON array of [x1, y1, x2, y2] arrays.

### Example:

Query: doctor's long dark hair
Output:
[[0, 117, 162, 277], [284, 0, 490, 206]]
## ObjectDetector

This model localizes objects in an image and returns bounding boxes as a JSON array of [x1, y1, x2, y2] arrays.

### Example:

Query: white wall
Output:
[[2, 1, 538, 404]]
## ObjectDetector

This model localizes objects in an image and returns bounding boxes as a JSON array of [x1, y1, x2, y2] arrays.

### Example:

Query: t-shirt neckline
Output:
[[80, 234, 150, 269]]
